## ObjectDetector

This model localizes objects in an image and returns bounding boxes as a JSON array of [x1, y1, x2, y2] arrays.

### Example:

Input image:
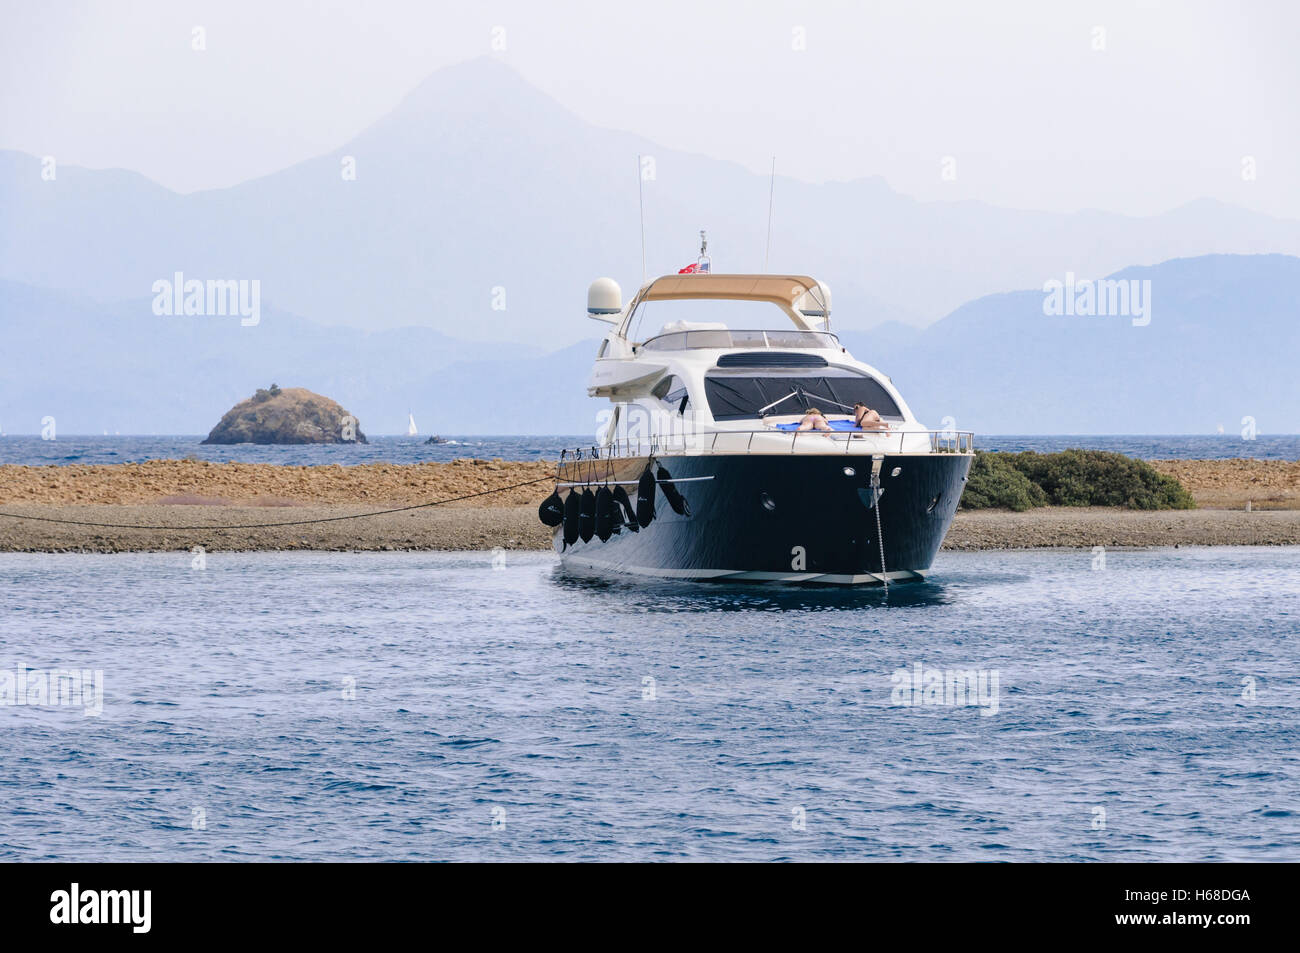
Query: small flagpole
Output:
[[637, 154, 647, 283], [763, 157, 776, 273]]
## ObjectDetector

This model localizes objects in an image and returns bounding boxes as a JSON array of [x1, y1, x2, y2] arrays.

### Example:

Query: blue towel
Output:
[[774, 419, 861, 432]]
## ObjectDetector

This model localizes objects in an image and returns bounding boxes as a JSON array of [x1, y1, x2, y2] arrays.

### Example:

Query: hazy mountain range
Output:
[[1, 254, 1295, 435], [843, 253, 1300, 434], [1, 57, 1297, 436], [4, 56, 1300, 347]]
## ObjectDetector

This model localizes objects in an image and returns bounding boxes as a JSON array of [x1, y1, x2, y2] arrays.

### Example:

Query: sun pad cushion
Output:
[[773, 419, 862, 431]]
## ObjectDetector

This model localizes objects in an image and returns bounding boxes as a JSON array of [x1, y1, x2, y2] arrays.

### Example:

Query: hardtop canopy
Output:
[[617, 274, 830, 337]]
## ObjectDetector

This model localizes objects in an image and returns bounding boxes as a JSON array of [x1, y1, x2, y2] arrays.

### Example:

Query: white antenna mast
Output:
[[763, 157, 776, 272], [637, 154, 647, 283]]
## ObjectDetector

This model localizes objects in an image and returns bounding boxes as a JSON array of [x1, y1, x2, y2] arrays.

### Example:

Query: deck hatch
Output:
[[716, 352, 829, 368]]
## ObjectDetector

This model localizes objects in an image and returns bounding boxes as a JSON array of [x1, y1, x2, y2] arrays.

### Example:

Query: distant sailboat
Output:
[[407, 411, 418, 436]]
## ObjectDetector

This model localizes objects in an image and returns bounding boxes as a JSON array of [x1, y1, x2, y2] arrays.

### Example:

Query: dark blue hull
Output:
[[552, 452, 972, 585]]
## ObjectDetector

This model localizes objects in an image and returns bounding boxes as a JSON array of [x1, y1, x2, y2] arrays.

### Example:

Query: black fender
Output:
[[656, 464, 691, 516], [578, 488, 596, 543], [635, 467, 657, 528], [594, 486, 615, 542], [538, 490, 564, 527], [612, 485, 638, 532], [562, 490, 580, 546]]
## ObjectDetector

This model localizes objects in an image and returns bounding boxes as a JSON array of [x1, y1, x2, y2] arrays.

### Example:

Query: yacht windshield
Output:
[[704, 368, 902, 420], [643, 329, 837, 351]]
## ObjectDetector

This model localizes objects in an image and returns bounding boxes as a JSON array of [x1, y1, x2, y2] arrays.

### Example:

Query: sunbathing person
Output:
[[796, 407, 833, 432], [853, 402, 890, 430]]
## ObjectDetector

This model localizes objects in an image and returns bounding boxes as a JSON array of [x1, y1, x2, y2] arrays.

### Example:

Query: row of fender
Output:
[[537, 464, 691, 546]]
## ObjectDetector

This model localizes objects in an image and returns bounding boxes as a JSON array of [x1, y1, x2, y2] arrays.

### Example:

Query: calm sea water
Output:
[[1, 433, 1297, 465], [0, 434, 583, 466], [1, 547, 1296, 862]]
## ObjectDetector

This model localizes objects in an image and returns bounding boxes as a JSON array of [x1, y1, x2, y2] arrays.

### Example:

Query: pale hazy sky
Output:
[[2, 0, 1296, 217]]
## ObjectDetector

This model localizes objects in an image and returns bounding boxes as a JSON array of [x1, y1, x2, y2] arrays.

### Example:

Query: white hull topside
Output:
[[580, 273, 973, 458]]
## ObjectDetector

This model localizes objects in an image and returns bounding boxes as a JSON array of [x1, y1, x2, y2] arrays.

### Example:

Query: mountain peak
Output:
[[388, 55, 564, 121]]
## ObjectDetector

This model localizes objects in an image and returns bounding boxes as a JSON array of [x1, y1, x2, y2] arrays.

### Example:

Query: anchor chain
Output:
[[870, 455, 888, 593]]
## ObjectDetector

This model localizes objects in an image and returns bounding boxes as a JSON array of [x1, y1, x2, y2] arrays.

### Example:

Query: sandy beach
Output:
[[0, 458, 1296, 553]]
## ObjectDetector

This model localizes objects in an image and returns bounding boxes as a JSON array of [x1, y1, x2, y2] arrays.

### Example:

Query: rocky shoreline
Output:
[[0, 504, 1297, 554], [0, 458, 1296, 553]]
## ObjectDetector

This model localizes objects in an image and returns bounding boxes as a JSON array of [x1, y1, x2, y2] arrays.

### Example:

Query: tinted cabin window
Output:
[[704, 370, 901, 420], [651, 375, 690, 414]]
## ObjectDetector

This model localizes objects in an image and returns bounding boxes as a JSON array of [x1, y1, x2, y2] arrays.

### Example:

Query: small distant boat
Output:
[[424, 435, 448, 445], [407, 412, 418, 437]]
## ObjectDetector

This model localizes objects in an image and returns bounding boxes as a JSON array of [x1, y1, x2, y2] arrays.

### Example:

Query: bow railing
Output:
[[560, 429, 974, 461]]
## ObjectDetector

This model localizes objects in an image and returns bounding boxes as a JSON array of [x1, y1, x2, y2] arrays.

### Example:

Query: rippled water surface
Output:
[[0, 434, 583, 466], [1, 547, 1297, 861]]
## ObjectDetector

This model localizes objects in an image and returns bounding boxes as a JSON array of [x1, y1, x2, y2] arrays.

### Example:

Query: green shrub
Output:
[[961, 451, 1048, 511], [959, 450, 1195, 511], [1009, 449, 1195, 510]]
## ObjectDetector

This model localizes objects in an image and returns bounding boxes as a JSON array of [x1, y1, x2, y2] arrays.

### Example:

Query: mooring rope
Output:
[[0, 476, 554, 531]]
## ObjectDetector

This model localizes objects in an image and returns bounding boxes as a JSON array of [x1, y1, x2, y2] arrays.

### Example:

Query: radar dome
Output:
[[587, 278, 623, 315]]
